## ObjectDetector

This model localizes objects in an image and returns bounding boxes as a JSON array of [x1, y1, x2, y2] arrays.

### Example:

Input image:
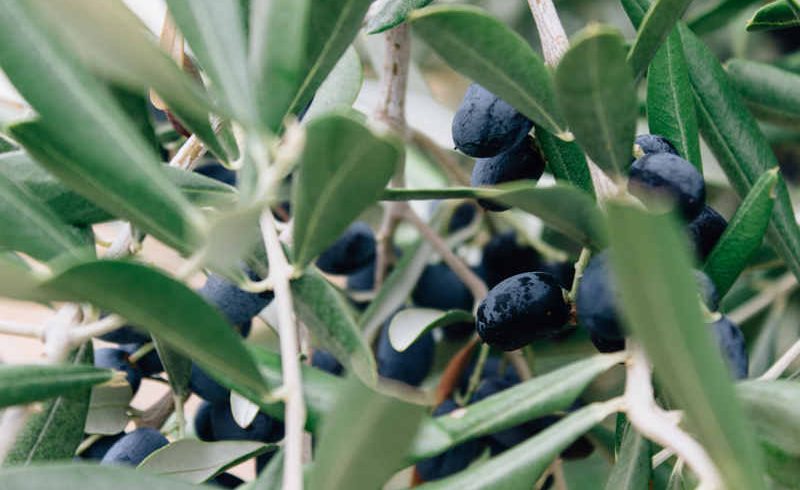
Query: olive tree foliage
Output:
[[0, 0, 798, 489]]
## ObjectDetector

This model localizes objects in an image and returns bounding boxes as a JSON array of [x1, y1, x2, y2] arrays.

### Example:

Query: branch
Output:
[[729, 272, 796, 324], [374, 23, 412, 287], [403, 204, 489, 302], [69, 314, 126, 346], [0, 319, 44, 339], [760, 337, 800, 381], [624, 344, 722, 488], [260, 211, 306, 490], [526, 0, 569, 66]]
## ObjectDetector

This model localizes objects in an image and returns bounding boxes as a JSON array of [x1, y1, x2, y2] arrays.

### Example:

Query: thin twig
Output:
[[729, 272, 797, 325], [526, 0, 569, 66], [409, 128, 471, 186], [374, 23, 412, 287], [0, 319, 44, 339], [624, 344, 722, 488], [260, 211, 306, 490], [760, 338, 800, 380], [69, 314, 126, 346], [403, 205, 489, 302]]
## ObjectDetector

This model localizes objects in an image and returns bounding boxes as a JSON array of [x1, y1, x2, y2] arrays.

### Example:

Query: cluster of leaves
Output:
[[0, 0, 799, 489]]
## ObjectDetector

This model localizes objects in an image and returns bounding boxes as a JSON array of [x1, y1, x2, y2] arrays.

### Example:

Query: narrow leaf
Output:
[[726, 59, 800, 127], [409, 5, 569, 139], [607, 202, 765, 490], [22, 0, 228, 160], [689, 0, 763, 35], [555, 25, 637, 175], [677, 23, 800, 288], [627, 0, 693, 78], [138, 440, 271, 483], [153, 337, 192, 398], [704, 169, 779, 295], [286, 0, 373, 118], [84, 383, 133, 435], [537, 128, 596, 198], [0, 365, 111, 409], [381, 183, 608, 250], [4, 344, 94, 465], [416, 401, 620, 490], [303, 47, 363, 122], [8, 121, 203, 254], [737, 380, 800, 457], [0, 171, 91, 262], [647, 30, 702, 170], [165, 0, 257, 125], [410, 354, 624, 460], [0, 464, 213, 489], [367, 0, 434, 34], [250, 0, 310, 130], [248, 345, 344, 432], [747, 0, 800, 31], [292, 113, 401, 268], [40, 261, 269, 398], [605, 425, 652, 490], [388, 309, 473, 352], [291, 270, 377, 385], [307, 378, 425, 490]]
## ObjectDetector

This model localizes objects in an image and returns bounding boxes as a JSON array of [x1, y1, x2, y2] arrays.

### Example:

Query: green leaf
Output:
[[153, 337, 192, 398], [248, 345, 344, 432], [415, 401, 620, 490], [0, 255, 45, 302], [537, 128, 596, 198], [367, 0, 434, 33], [555, 25, 637, 175], [409, 354, 624, 460], [40, 260, 269, 398], [202, 205, 263, 278], [388, 308, 473, 351], [738, 380, 800, 487], [21, 0, 228, 160], [747, 0, 800, 31], [291, 270, 377, 385], [165, 0, 256, 125], [0, 365, 111, 409], [358, 239, 436, 340], [688, 0, 763, 35], [606, 202, 766, 490], [620, 0, 651, 27], [250, 0, 310, 131], [381, 183, 608, 250], [292, 113, 401, 268], [409, 5, 569, 139], [84, 383, 133, 435], [307, 378, 425, 490], [0, 464, 213, 489], [704, 168, 779, 296], [726, 59, 800, 127], [677, 23, 800, 289], [138, 439, 271, 483], [303, 47, 363, 122], [0, 170, 92, 262], [7, 121, 203, 254], [251, 448, 283, 487], [604, 425, 652, 490], [285, 0, 373, 118], [647, 30, 702, 170], [627, 0, 693, 78], [4, 344, 94, 465], [738, 380, 800, 457], [0, 151, 236, 226]]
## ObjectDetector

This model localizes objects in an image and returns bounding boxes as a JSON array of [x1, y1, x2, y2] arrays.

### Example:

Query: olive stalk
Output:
[[374, 24, 411, 288], [260, 210, 306, 490], [624, 343, 722, 488], [0, 319, 44, 339]]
